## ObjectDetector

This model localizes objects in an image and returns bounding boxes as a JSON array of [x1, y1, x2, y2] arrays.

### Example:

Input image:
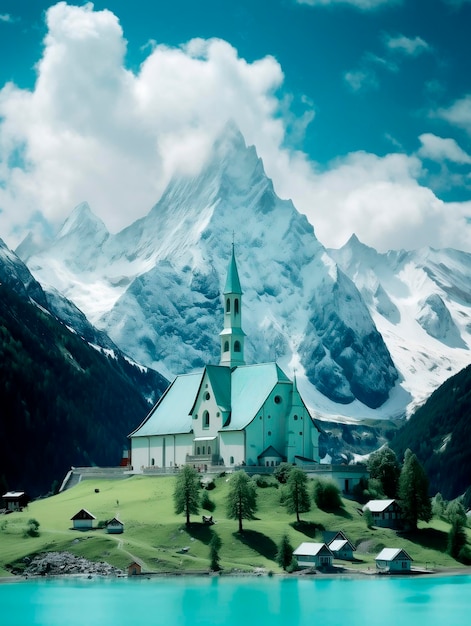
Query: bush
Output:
[[363, 508, 374, 529], [252, 474, 277, 488], [204, 479, 216, 491], [274, 463, 293, 484], [24, 518, 40, 538], [312, 479, 342, 511]]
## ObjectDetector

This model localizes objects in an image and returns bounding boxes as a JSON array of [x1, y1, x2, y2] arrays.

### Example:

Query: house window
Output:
[[274, 395, 282, 404], [224, 341, 229, 352], [230, 456, 234, 464], [151, 458, 155, 466], [202, 446, 205, 454], [203, 410, 210, 429], [208, 446, 211, 455], [234, 298, 239, 314], [226, 298, 231, 313], [205, 392, 210, 401], [197, 447, 200, 455], [234, 340, 241, 353]]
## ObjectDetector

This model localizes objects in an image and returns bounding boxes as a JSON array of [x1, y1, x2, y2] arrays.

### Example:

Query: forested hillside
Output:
[[391, 364, 471, 500], [0, 283, 166, 497]]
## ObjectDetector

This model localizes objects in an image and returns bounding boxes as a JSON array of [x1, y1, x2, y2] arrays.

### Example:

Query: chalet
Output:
[[375, 548, 413, 573], [329, 538, 356, 560], [2, 491, 29, 511], [130, 248, 320, 471], [71, 508, 96, 530], [293, 542, 334, 569], [127, 562, 142, 576], [363, 499, 403, 528], [106, 517, 124, 534]]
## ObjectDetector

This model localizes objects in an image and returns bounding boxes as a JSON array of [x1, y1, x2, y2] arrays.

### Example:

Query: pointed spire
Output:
[[224, 244, 242, 295]]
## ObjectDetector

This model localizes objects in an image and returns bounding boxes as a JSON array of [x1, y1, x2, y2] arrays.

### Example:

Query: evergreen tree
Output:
[[398, 449, 432, 530], [276, 534, 294, 571], [209, 532, 222, 571], [367, 447, 401, 498], [174, 465, 200, 526], [226, 470, 257, 533], [284, 468, 311, 523]]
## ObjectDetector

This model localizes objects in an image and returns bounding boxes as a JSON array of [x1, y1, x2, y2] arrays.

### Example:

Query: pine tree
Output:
[[276, 534, 294, 571], [173, 465, 200, 526], [226, 470, 257, 533], [209, 532, 222, 571], [398, 449, 432, 530], [284, 468, 311, 523]]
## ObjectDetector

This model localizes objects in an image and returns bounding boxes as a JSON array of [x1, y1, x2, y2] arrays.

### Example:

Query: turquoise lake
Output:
[[1, 575, 470, 626]]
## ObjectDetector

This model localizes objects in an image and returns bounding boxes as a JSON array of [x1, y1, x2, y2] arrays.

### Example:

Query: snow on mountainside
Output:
[[329, 236, 471, 414], [18, 125, 470, 420]]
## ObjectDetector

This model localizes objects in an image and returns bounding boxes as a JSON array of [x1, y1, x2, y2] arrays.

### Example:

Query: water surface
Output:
[[1, 575, 470, 626]]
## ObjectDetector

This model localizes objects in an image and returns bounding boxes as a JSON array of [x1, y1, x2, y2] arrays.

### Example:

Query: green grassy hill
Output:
[[1, 475, 468, 577]]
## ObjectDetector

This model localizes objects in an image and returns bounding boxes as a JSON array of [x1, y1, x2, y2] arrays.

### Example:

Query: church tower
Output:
[[219, 246, 246, 367]]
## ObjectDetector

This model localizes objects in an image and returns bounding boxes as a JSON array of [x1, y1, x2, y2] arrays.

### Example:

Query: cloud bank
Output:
[[0, 2, 470, 254]]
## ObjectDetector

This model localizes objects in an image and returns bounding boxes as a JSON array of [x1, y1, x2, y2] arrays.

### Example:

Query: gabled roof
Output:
[[106, 517, 123, 526], [130, 372, 202, 437], [323, 530, 348, 543], [376, 548, 413, 562], [71, 508, 96, 520], [329, 539, 356, 552], [225, 363, 290, 431], [257, 445, 284, 460], [189, 365, 232, 416], [293, 542, 333, 557], [363, 499, 397, 513]]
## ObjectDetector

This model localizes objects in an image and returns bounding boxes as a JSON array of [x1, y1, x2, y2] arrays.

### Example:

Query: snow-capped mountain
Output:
[[19, 125, 471, 420], [329, 236, 471, 413]]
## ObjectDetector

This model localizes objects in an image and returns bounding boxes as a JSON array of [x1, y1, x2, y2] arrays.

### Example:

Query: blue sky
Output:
[[0, 0, 470, 252]]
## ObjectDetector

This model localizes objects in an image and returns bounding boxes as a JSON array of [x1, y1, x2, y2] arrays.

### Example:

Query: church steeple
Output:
[[219, 246, 246, 367]]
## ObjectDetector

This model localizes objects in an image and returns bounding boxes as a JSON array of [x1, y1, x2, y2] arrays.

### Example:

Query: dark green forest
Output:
[[0, 283, 166, 497], [391, 364, 471, 500]]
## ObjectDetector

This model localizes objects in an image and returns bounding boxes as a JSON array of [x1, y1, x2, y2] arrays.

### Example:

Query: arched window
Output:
[[197, 447, 200, 455], [207, 446, 211, 455], [234, 340, 241, 353], [151, 458, 155, 466], [226, 298, 231, 313], [202, 446, 205, 454], [234, 298, 239, 314], [230, 456, 234, 465], [224, 341, 229, 352], [203, 410, 210, 429]]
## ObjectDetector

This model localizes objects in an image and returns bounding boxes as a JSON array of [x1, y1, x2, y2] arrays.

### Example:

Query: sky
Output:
[[0, 0, 470, 253]]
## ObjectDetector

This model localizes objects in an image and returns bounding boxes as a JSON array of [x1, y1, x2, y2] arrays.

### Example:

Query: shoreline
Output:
[[2, 565, 471, 584]]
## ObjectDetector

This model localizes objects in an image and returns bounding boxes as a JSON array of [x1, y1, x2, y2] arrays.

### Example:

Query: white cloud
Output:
[[296, 0, 401, 9], [0, 14, 14, 23], [418, 133, 471, 164], [344, 69, 378, 92], [384, 34, 431, 56], [437, 94, 471, 134], [0, 2, 470, 255]]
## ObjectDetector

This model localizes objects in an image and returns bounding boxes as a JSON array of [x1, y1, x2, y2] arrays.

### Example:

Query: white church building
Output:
[[130, 249, 321, 471]]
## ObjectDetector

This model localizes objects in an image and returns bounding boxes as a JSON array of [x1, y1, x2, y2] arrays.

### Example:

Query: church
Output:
[[130, 248, 320, 471]]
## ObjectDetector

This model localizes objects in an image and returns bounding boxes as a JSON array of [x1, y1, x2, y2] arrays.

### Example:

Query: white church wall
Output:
[[219, 431, 245, 467], [192, 375, 222, 440]]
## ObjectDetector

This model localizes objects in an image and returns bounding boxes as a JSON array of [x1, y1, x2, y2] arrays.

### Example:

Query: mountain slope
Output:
[[390, 364, 471, 500], [329, 236, 471, 415], [21, 125, 398, 413], [0, 241, 168, 496]]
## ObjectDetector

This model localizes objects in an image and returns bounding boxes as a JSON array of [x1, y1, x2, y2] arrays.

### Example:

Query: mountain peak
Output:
[[57, 202, 108, 240]]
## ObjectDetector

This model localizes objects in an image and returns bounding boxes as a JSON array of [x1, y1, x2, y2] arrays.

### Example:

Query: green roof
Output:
[[130, 373, 201, 437], [224, 246, 242, 294]]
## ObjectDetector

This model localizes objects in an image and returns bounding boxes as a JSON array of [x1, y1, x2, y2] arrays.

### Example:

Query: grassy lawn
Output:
[[0, 475, 468, 577]]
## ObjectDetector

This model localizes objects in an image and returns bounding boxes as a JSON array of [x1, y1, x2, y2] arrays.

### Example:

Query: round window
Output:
[[274, 395, 282, 404]]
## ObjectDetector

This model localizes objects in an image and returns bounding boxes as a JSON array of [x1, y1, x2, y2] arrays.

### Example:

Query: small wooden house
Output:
[[293, 542, 333, 569], [127, 562, 142, 576], [106, 517, 124, 534], [375, 548, 413, 573], [71, 508, 96, 530], [329, 538, 356, 560], [2, 491, 29, 511], [363, 499, 403, 528]]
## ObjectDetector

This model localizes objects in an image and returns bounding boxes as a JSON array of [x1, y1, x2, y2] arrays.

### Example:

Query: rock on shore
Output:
[[20, 552, 123, 577]]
